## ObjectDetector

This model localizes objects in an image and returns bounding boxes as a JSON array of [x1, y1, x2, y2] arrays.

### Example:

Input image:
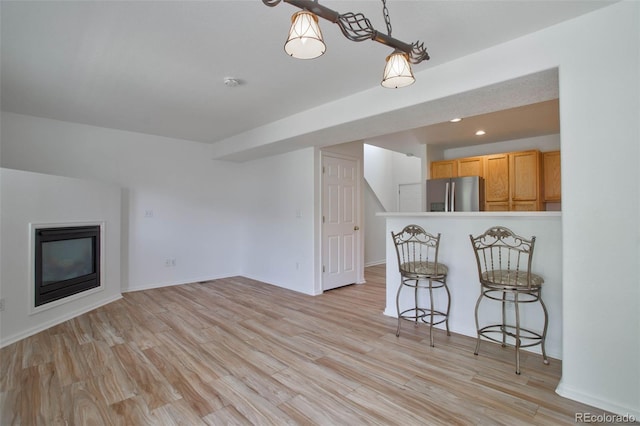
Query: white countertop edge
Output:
[[376, 211, 562, 218]]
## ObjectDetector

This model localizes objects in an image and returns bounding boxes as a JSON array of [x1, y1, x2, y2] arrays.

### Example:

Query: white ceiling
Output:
[[0, 1, 614, 156], [421, 99, 560, 148]]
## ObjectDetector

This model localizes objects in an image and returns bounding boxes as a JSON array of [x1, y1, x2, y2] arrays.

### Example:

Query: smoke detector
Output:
[[224, 78, 240, 87]]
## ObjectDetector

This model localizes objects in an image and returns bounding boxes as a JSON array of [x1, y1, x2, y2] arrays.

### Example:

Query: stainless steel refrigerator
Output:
[[426, 176, 485, 212]]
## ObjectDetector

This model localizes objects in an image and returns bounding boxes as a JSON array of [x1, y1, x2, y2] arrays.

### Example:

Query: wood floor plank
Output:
[[110, 342, 182, 411], [0, 264, 621, 425], [212, 375, 296, 426], [202, 405, 252, 425]]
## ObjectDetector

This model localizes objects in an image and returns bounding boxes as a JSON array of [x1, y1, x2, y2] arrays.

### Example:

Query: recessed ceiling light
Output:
[[450, 118, 462, 123], [475, 130, 486, 136]]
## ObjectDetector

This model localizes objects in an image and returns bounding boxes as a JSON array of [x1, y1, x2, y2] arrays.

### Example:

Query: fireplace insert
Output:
[[34, 225, 101, 307]]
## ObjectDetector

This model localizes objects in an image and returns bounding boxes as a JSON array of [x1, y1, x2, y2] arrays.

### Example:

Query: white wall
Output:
[[0, 112, 243, 291], [363, 145, 395, 211], [551, 3, 639, 415], [364, 181, 386, 266], [237, 147, 317, 295], [0, 168, 121, 346]]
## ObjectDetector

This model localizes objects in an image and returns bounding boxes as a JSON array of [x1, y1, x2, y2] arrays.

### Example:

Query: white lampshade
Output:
[[284, 10, 326, 60], [381, 51, 415, 88]]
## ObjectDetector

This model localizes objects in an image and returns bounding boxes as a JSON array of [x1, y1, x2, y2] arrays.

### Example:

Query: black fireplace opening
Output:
[[34, 225, 101, 307]]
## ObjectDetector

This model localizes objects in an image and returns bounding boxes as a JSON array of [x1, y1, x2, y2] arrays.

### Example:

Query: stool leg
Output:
[[473, 290, 483, 356], [539, 293, 550, 365], [414, 280, 419, 327], [514, 292, 521, 375], [395, 279, 404, 337], [501, 291, 507, 347], [444, 278, 451, 336], [428, 279, 434, 347]]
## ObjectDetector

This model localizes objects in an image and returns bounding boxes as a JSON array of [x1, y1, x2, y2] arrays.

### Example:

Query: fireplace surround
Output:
[[33, 224, 103, 308]]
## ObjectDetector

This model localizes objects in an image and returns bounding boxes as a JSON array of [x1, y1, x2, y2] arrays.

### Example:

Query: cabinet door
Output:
[[485, 201, 510, 212], [511, 150, 540, 201], [484, 154, 509, 202], [457, 156, 484, 177], [431, 160, 457, 179], [511, 201, 539, 211], [543, 151, 562, 201]]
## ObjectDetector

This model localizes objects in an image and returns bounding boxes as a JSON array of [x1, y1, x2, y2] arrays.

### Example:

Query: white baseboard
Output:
[[556, 380, 640, 420], [122, 274, 233, 293]]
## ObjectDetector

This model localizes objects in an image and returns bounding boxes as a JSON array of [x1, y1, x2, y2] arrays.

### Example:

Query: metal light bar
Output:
[[263, 0, 429, 64]]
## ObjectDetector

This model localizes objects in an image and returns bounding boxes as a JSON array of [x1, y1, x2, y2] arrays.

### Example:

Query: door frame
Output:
[[316, 150, 364, 294]]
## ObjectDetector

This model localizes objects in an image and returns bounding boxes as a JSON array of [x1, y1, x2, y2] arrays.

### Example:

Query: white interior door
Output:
[[322, 154, 358, 290], [399, 182, 422, 212]]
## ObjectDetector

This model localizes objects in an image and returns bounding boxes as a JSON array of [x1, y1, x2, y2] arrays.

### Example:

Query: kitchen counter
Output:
[[379, 211, 562, 358]]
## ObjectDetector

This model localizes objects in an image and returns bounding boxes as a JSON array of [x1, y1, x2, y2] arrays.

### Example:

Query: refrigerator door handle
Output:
[[445, 182, 450, 212], [451, 181, 456, 211]]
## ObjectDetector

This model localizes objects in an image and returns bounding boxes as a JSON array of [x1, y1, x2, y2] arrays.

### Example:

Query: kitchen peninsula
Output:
[[379, 211, 562, 359]]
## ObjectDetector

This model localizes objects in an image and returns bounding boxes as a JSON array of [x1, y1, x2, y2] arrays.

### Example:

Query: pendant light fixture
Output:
[[381, 51, 415, 88], [284, 10, 326, 59], [263, 0, 429, 88]]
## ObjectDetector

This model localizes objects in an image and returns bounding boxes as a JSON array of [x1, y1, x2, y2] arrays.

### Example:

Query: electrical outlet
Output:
[[165, 259, 171, 267], [171, 258, 176, 267], [0, 298, 5, 312]]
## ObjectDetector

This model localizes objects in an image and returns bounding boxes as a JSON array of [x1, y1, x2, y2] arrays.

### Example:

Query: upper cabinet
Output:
[[431, 156, 485, 179], [510, 150, 543, 211], [431, 160, 457, 179], [485, 151, 542, 211], [457, 156, 484, 177], [484, 153, 510, 206], [543, 150, 562, 202]]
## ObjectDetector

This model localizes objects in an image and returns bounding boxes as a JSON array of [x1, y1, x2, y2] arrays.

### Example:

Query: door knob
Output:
[[354, 226, 360, 231]]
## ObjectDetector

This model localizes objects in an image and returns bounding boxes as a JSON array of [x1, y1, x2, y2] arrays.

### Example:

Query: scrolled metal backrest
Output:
[[391, 225, 441, 275], [469, 226, 536, 288]]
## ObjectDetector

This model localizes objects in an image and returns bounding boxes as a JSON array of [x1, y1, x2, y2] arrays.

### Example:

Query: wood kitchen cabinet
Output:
[[484, 153, 510, 210], [431, 156, 484, 179], [484, 150, 542, 211], [431, 160, 457, 178], [457, 156, 484, 177], [543, 150, 561, 202], [510, 150, 543, 210]]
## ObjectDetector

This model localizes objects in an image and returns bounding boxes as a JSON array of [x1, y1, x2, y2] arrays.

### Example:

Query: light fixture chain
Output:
[[382, 0, 392, 36]]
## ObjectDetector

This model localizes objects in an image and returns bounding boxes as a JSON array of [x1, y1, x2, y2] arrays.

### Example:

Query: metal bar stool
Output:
[[469, 226, 549, 374], [391, 224, 450, 347]]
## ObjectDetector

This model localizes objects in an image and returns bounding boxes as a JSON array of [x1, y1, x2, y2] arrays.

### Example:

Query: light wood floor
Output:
[[1, 264, 611, 425]]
